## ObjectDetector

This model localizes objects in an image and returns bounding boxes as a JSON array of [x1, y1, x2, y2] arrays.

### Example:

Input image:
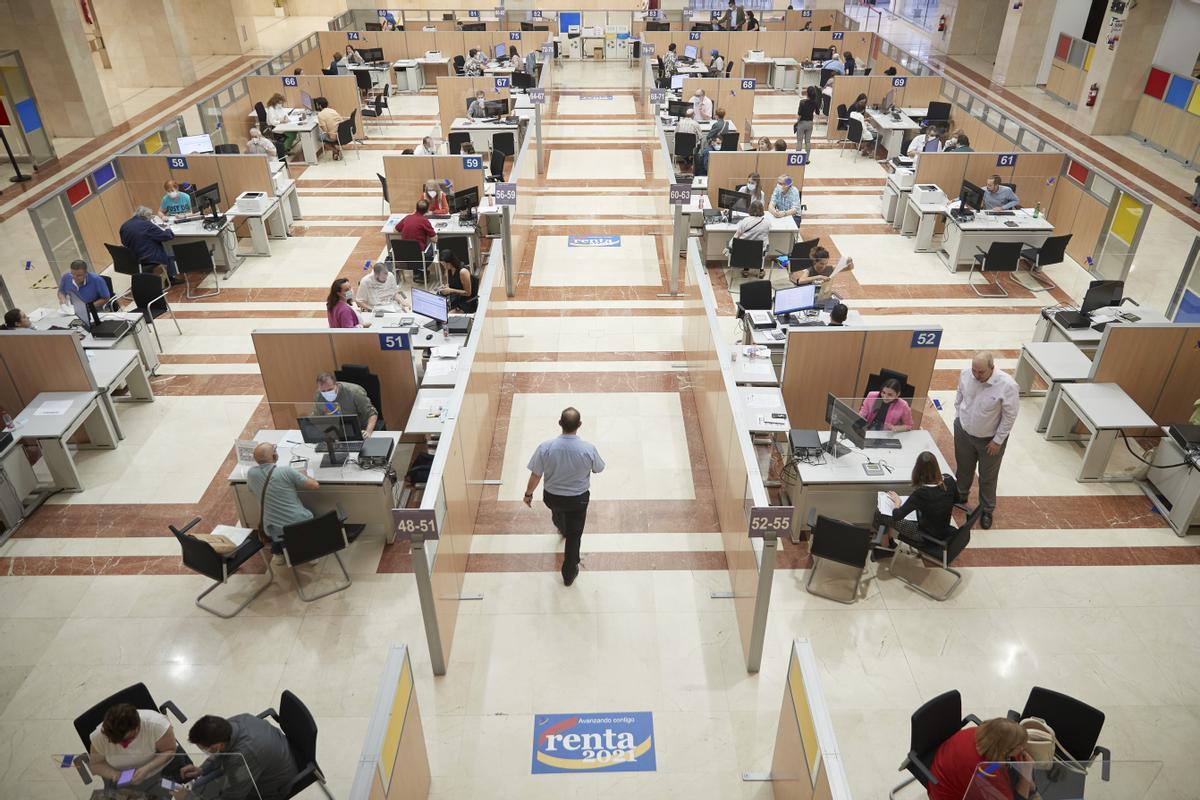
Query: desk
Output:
[[674, 63, 710, 77], [1142, 433, 1200, 536], [269, 160, 303, 226], [663, 119, 738, 154], [415, 57, 453, 89], [12, 391, 117, 492], [703, 212, 797, 263], [880, 171, 913, 226], [419, 354, 461, 387], [85, 349, 154, 441], [406, 387, 452, 437], [229, 430, 409, 542], [1031, 306, 1173, 356], [1014, 342, 1092, 433], [899, 195, 945, 253], [450, 117, 519, 154], [166, 218, 242, 276], [1045, 382, 1155, 482], [939, 209, 1054, 272], [381, 213, 483, 270], [29, 309, 160, 375], [227, 195, 287, 257], [738, 386, 790, 435], [266, 111, 320, 164], [731, 346, 779, 386], [865, 109, 919, 158], [358, 307, 471, 352], [781, 429, 951, 540]]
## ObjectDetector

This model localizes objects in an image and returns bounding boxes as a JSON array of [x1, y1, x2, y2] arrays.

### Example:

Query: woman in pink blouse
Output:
[[326, 278, 369, 328], [858, 378, 913, 432]]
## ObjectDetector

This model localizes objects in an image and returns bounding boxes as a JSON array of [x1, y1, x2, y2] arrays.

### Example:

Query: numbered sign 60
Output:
[[787, 152, 808, 166]]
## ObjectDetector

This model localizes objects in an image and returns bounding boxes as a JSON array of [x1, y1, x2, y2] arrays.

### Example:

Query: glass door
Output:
[[1168, 236, 1200, 322], [0, 50, 56, 169]]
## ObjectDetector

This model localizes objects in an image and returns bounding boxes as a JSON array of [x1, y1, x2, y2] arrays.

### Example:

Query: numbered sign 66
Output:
[[282, 76, 298, 87], [495, 76, 511, 90], [167, 156, 188, 170], [749, 506, 793, 539], [741, 79, 756, 90]]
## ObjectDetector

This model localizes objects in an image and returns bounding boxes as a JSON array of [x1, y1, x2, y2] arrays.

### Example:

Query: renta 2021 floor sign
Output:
[[532, 712, 656, 774]]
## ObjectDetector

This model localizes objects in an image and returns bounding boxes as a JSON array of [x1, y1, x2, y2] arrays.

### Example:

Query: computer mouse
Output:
[[425, 333, 434, 341]]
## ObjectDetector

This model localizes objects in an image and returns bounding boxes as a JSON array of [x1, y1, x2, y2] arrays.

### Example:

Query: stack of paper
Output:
[[876, 492, 916, 521]]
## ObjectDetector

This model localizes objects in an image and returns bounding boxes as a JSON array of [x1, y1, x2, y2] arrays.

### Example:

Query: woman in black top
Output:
[[843, 51, 856, 76], [437, 250, 478, 313], [872, 451, 959, 561], [745, 10, 759, 30], [795, 85, 819, 154]]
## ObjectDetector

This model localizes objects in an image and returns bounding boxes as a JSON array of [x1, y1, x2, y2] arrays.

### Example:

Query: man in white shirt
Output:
[[414, 136, 437, 155], [689, 89, 713, 122], [905, 127, 938, 157], [357, 263, 408, 311], [954, 351, 1019, 529]]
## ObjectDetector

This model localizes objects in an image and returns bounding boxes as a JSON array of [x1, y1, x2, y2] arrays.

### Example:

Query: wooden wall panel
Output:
[[117, 156, 172, 214], [826, 75, 869, 140], [0, 333, 94, 408], [853, 329, 939, 426], [1129, 94, 1160, 141], [754, 31, 787, 59], [330, 332, 418, 432], [1091, 326, 1184, 421], [217, 156, 274, 210], [431, 154, 486, 207], [896, 76, 942, 110], [402, 30, 439, 58], [1066, 190, 1107, 268], [1046, 174, 1082, 230], [781, 329, 865, 428], [1154, 328, 1200, 424], [384, 155, 430, 214], [913, 152, 968, 194], [74, 195, 120, 270], [251, 331, 338, 429]]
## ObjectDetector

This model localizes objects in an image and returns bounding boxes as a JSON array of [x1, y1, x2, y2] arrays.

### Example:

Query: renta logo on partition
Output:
[[568, 235, 621, 248], [532, 712, 655, 774]]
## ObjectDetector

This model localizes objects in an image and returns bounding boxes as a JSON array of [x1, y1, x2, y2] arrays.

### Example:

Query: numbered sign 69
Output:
[[282, 76, 298, 87], [892, 76, 907, 88], [749, 506, 794, 539], [741, 79, 756, 90], [787, 152, 808, 166], [167, 156, 188, 170], [495, 76, 511, 90], [392, 508, 438, 541], [996, 153, 1018, 168]]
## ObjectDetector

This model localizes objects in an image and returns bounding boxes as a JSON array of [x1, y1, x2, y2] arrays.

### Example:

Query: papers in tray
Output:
[[431, 345, 459, 359], [743, 392, 779, 409], [211, 525, 253, 548], [877, 491, 916, 521], [34, 400, 73, 416]]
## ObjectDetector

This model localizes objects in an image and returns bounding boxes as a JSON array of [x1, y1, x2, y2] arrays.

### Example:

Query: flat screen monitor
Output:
[[521, 21, 534, 30], [717, 188, 751, 212], [194, 183, 221, 212], [922, 137, 941, 153], [773, 285, 817, 316], [298, 414, 362, 445], [484, 98, 509, 117], [451, 185, 480, 213], [684, 44, 698, 60], [359, 47, 384, 62], [300, 90, 313, 111], [811, 47, 832, 62], [461, 22, 485, 31], [1080, 280, 1124, 314], [667, 100, 691, 117], [177, 134, 214, 155], [958, 179, 984, 212], [824, 392, 867, 457], [412, 287, 449, 323], [670, 74, 685, 90], [647, 21, 669, 31], [512, 71, 535, 90], [68, 291, 100, 332], [494, 43, 507, 59]]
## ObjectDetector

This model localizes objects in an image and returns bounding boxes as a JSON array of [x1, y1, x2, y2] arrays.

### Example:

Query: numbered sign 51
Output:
[[495, 182, 517, 206], [167, 156, 188, 170], [669, 183, 692, 206], [689, 31, 701, 40], [509, 31, 521, 40], [529, 88, 546, 104], [463, 155, 483, 170], [741, 79, 757, 90], [282, 76, 298, 87], [911, 330, 942, 348], [392, 508, 438, 541], [495, 76, 511, 90], [347, 31, 360, 40], [787, 152, 808, 166], [996, 153, 1018, 167], [749, 506, 793, 539], [892, 76, 907, 88], [831, 31, 844, 40], [377, 332, 411, 351]]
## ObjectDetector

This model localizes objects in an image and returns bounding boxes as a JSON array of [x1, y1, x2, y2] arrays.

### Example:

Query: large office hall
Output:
[[0, 1, 1198, 799]]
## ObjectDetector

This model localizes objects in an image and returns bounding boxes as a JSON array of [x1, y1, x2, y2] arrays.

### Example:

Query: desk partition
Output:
[[680, 77, 756, 145], [243, 74, 358, 142], [705, 151, 805, 208], [316, 29, 552, 75], [435, 77, 513, 144], [0, 332, 95, 419], [1090, 323, 1200, 426], [912, 151, 1066, 219], [382, 155, 486, 215], [826, 75, 942, 142], [1129, 66, 1200, 167], [348, 644, 431, 800]]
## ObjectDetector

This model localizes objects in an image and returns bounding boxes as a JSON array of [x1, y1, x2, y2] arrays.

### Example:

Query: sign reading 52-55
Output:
[[749, 506, 793, 539], [392, 508, 438, 541]]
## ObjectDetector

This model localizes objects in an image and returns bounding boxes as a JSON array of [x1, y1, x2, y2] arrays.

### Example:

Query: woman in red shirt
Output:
[[929, 718, 1036, 800]]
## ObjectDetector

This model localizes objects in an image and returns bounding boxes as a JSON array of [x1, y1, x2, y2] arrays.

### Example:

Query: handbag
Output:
[[251, 465, 276, 547], [194, 533, 236, 555], [1020, 717, 1056, 764]]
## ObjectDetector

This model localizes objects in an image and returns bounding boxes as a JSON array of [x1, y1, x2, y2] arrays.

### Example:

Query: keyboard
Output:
[[988, 210, 1015, 216], [863, 438, 902, 449], [314, 440, 364, 453], [428, 214, 451, 220]]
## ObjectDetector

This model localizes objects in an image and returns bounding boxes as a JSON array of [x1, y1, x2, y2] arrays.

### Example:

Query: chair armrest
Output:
[[149, 289, 170, 307], [921, 531, 953, 549], [1094, 746, 1111, 781], [907, 750, 937, 784], [256, 707, 279, 723], [964, 713, 983, 725], [287, 763, 320, 794], [159, 700, 188, 723]]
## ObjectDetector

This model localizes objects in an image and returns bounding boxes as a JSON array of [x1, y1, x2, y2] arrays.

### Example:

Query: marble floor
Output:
[[0, 21, 1198, 800]]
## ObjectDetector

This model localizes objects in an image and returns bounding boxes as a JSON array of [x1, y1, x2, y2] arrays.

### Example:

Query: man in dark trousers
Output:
[[524, 407, 605, 586]]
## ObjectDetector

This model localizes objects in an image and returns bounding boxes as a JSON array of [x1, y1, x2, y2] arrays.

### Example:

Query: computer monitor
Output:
[[451, 185, 480, 213], [717, 188, 751, 212], [461, 22, 485, 31], [412, 287, 449, 326], [958, 180, 984, 212], [359, 47, 384, 62], [521, 20, 534, 30], [670, 74, 685, 90], [485, 98, 509, 117], [489, 148, 505, 180], [647, 20, 669, 31], [684, 44, 698, 60], [922, 137, 941, 153], [299, 414, 362, 445], [300, 90, 313, 111], [773, 285, 817, 316], [194, 183, 221, 212], [68, 291, 101, 332], [667, 100, 691, 117], [824, 392, 867, 457], [811, 47, 832, 62], [494, 43, 507, 59], [177, 134, 214, 155], [1080, 280, 1124, 314], [512, 70, 535, 90]]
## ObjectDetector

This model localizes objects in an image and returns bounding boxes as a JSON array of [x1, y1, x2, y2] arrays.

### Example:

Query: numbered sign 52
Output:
[[911, 330, 942, 348], [494, 76, 511, 90], [392, 508, 438, 541], [741, 79, 757, 90], [689, 31, 701, 40], [468, 9, 479, 17], [669, 183, 692, 206], [377, 332, 410, 351], [996, 153, 1018, 167], [463, 155, 483, 170], [786, 152, 808, 166], [749, 506, 793, 539], [494, 182, 517, 206], [831, 31, 844, 40], [892, 76, 907, 88], [347, 31, 360, 40], [167, 156, 188, 170], [509, 31, 521, 40], [282, 75, 298, 87]]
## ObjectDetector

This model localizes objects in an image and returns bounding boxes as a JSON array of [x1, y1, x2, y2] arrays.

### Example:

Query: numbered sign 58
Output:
[[347, 31, 360, 40], [831, 31, 844, 40], [509, 31, 521, 40], [787, 152, 808, 166], [689, 31, 701, 40], [392, 508, 438, 541], [167, 156, 188, 170], [669, 183, 692, 206], [749, 506, 793, 539], [495, 182, 517, 206], [911, 330, 942, 348], [495, 76, 511, 90], [741, 79, 756, 90], [463, 155, 482, 170], [892, 76, 907, 88], [996, 153, 1018, 167], [282, 76, 298, 87]]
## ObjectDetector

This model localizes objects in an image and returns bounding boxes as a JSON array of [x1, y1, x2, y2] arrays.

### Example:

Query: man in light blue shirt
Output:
[[982, 175, 1020, 210], [822, 57, 844, 75], [769, 174, 801, 218], [524, 407, 605, 586]]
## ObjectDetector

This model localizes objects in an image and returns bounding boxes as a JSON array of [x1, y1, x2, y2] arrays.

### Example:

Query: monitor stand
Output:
[[320, 451, 347, 468], [822, 431, 851, 459]]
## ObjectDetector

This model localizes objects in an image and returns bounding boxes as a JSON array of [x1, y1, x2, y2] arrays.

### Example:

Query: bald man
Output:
[[954, 351, 1019, 529], [245, 442, 319, 562]]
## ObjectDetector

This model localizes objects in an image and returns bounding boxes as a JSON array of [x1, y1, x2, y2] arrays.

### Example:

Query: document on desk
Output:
[[877, 492, 916, 521], [431, 344, 459, 359], [420, 398, 446, 419], [34, 400, 73, 416], [743, 392, 779, 409], [425, 360, 457, 377], [830, 256, 850, 278]]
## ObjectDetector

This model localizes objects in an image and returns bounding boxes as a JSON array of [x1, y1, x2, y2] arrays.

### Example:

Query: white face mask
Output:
[[320, 389, 337, 402], [746, 181, 756, 190], [168, 191, 180, 198], [427, 190, 437, 198]]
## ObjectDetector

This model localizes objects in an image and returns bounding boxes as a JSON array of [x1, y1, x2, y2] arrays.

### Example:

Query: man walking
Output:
[[524, 407, 605, 586], [954, 351, 1019, 530]]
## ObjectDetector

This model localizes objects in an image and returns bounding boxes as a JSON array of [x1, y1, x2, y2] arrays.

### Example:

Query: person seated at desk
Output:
[[314, 96, 344, 160], [183, 713, 299, 800], [662, 43, 678, 76], [58, 258, 113, 310], [2, 308, 31, 330], [926, 718, 1036, 800], [676, 114, 701, 167], [789, 246, 855, 286], [246, 442, 317, 562], [982, 174, 1020, 210], [264, 93, 297, 154], [357, 262, 408, 312], [826, 303, 848, 326], [419, 179, 450, 215], [327, 277, 370, 329], [314, 371, 378, 437], [843, 51, 857, 76], [459, 141, 476, 155], [943, 132, 973, 152], [464, 49, 484, 77], [872, 450, 957, 561], [119, 207, 183, 284], [87, 702, 178, 792], [745, 10, 759, 30], [414, 136, 437, 155], [732, 200, 769, 279], [696, 108, 729, 174], [399, 199, 439, 264], [820, 81, 834, 117], [437, 250, 478, 313], [756, 136, 772, 152], [508, 45, 522, 67], [707, 49, 725, 77], [768, 174, 801, 219], [689, 89, 713, 122], [905, 125, 939, 157], [160, 180, 193, 217], [773, 138, 787, 151], [859, 377, 913, 433], [341, 44, 365, 67], [848, 98, 876, 155], [801, 21, 812, 31], [468, 89, 488, 118], [245, 127, 278, 157], [737, 171, 765, 207]]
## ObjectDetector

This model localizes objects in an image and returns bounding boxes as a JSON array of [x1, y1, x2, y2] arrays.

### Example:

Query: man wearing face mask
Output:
[[418, 179, 450, 215], [313, 372, 378, 438], [179, 714, 297, 800], [467, 89, 488, 117], [768, 174, 801, 219], [244, 442, 317, 565], [414, 135, 437, 155]]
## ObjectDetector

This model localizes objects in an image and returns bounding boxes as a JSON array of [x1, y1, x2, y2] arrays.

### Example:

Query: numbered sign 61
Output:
[[282, 76, 298, 87], [392, 508, 438, 541], [996, 153, 1018, 167], [892, 76, 907, 88], [495, 76, 511, 90], [787, 152, 808, 166], [749, 506, 793, 539], [167, 156, 188, 170], [741, 79, 756, 90]]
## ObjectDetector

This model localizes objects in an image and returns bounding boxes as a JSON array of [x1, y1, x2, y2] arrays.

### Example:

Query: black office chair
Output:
[[389, 238, 430, 288], [257, 691, 335, 799], [120, 272, 180, 350], [890, 690, 982, 799], [790, 238, 820, 260], [214, 143, 240, 154], [735, 279, 772, 321], [453, 55, 466, 75], [376, 173, 389, 215], [104, 242, 146, 278], [489, 148, 506, 182], [335, 117, 357, 160], [720, 130, 740, 152], [492, 130, 515, 157], [840, 118, 865, 159], [1016, 233, 1071, 292], [864, 368, 915, 404], [655, 55, 665, 79], [73, 684, 192, 783], [254, 101, 269, 132], [834, 103, 849, 132], [321, 67, 338, 76], [819, 68, 835, 88], [806, 514, 873, 604], [862, 67, 872, 76], [673, 131, 697, 168], [884, 504, 982, 601], [360, 94, 387, 135], [1001, 181, 1018, 194], [727, 238, 765, 285], [171, 240, 219, 299], [970, 241, 1023, 297], [354, 67, 373, 99], [440, 235, 471, 273], [448, 131, 472, 154], [335, 363, 384, 430], [724, 61, 734, 78], [1006, 687, 1111, 791], [280, 511, 363, 601], [171, 516, 274, 618]]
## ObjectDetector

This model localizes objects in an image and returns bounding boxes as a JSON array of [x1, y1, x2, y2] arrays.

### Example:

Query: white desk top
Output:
[[29, 308, 142, 350], [1021, 341, 1092, 381], [166, 218, 229, 237], [800, 429, 949, 485], [731, 347, 779, 386], [366, 307, 470, 352], [415, 57, 451, 65], [748, 310, 866, 346], [705, 212, 798, 233], [85, 349, 139, 390], [674, 64, 710, 75], [420, 355, 461, 388], [947, 207, 1054, 232], [866, 109, 920, 131], [1059, 383, 1155, 429], [227, 196, 281, 219], [900, 107, 928, 118], [1048, 306, 1173, 344], [406, 388, 453, 435], [451, 117, 519, 132], [228, 429, 403, 485], [12, 391, 99, 438], [738, 386, 789, 434], [381, 212, 490, 236]]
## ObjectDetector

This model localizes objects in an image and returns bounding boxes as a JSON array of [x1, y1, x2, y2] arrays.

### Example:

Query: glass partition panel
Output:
[[53, 752, 262, 799], [0, 50, 56, 167], [29, 194, 86, 282], [963, 759, 1162, 799]]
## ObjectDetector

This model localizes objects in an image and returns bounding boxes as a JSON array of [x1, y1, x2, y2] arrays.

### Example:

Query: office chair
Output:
[[376, 173, 389, 215], [335, 117, 357, 160], [806, 514, 873, 604], [440, 235, 471, 274], [864, 368, 915, 404], [924, 101, 951, 122], [73, 684, 192, 783], [453, 55, 466, 75], [970, 241, 1023, 297], [1001, 181, 1018, 194], [389, 238, 430, 288], [214, 143, 240, 154], [727, 238, 765, 286], [862, 67, 872, 76], [489, 148, 506, 182], [655, 55, 664, 79], [840, 118, 865, 159], [360, 93, 387, 135], [819, 68, 835, 88], [335, 363, 385, 430], [171, 516, 274, 618], [1006, 687, 1111, 787], [790, 238, 820, 260], [254, 101, 269, 131], [104, 242, 146, 278], [256, 691, 336, 799], [834, 103, 849, 131], [735, 279, 772, 322], [171, 240, 219, 299], [492, 130, 515, 157], [1015, 233, 1071, 292], [122, 272, 181, 350], [889, 690, 982, 799], [447, 131, 472, 154], [354, 68, 373, 99], [281, 511, 363, 601], [883, 504, 982, 601], [720, 130, 740, 152], [724, 61, 734, 78], [673, 131, 697, 169]]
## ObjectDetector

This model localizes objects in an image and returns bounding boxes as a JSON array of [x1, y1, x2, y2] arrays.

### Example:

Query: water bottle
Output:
[[1033, 202, 1041, 219], [1, 409, 13, 431]]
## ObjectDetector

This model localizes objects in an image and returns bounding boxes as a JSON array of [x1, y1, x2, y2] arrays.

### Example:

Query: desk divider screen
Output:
[[0, 332, 95, 418], [912, 152, 1067, 224], [770, 639, 852, 800], [826, 75, 941, 142], [72, 177, 133, 271], [112, 153, 275, 231], [1090, 323, 1200, 427], [680, 77, 755, 148], [348, 645, 431, 800], [383, 155, 485, 215]]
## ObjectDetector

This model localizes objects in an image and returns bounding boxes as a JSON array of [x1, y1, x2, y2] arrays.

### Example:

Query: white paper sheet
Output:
[[877, 491, 916, 521], [211, 525, 252, 548], [431, 345, 460, 359], [425, 360, 457, 377], [34, 400, 72, 416], [744, 392, 779, 409]]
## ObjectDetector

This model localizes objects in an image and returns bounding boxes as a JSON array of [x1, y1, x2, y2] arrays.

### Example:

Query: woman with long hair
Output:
[[858, 377, 913, 433], [437, 250, 478, 313], [872, 450, 958, 561], [327, 277, 369, 328]]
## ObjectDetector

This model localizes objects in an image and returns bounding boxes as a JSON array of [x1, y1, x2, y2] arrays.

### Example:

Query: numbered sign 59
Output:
[[167, 156, 188, 170], [463, 155, 483, 170], [347, 31, 360, 40], [892, 76, 907, 88], [495, 182, 517, 205], [689, 31, 701, 40], [495, 76, 511, 90], [741, 79, 757, 90], [749, 506, 793, 539], [911, 329, 942, 348], [787, 152, 808, 166], [377, 332, 411, 351], [509, 31, 521, 40], [831, 31, 844, 40], [282, 76, 298, 87], [669, 183, 692, 206], [392, 508, 438, 541], [996, 153, 1018, 167], [529, 88, 546, 104]]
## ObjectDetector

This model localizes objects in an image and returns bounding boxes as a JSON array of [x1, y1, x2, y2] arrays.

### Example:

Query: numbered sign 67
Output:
[[495, 76, 511, 90]]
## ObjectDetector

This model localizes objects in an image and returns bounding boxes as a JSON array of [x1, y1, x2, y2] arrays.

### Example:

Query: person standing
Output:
[[796, 85, 819, 154], [954, 351, 1019, 530], [523, 407, 605, 586]]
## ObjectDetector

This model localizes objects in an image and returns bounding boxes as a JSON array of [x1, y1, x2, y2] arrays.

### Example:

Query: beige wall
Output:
[[92, 0, 197, 87], [285, 0, 347, 14], [992, 0, 1057, 86], [178, 0, 248, 56], [934, 0, 1006, 59]]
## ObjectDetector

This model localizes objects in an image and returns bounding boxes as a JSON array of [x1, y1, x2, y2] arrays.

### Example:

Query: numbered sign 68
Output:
[[741, 79, 756, 90]]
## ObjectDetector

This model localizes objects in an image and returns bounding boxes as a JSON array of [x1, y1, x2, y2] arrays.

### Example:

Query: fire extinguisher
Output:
[[1087, 83, 1099, 107], [937, 15, 947, 32]]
